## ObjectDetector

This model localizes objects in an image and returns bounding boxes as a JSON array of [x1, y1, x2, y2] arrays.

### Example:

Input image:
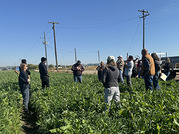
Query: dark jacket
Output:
[[39, 62, 48, 79], [163, 63, 170, 73], [19, 70, 29, 89], [141, 54, 155, 76], [96, 65, 105, 75], [71, 63, 85, 76], [102, 66, 120, 88], [154, 60, 161, 75]]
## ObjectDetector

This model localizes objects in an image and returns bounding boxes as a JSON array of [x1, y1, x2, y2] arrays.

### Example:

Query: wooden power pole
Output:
[[138, 9, 150, 49], [98, 50, 100, 64], [48, 21, 59, 71], [42, 32, 48, 70], [75, 48, 77, 63]]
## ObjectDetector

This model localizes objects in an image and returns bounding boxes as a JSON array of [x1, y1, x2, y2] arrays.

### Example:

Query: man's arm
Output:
[[143, 57, 150, 76], [81, 65, 85, 72], [71, 65, 77, 71]]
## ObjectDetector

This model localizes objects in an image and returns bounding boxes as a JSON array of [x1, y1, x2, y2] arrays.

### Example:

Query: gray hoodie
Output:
[[102, 65, 120, 88]]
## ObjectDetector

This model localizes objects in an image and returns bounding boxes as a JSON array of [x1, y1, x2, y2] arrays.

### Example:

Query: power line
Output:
[[56, 16, 139, 29], [149, 0, 179, 13], [128, 21, 141, 52]]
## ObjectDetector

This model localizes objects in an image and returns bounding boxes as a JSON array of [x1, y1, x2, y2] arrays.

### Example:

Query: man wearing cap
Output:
[[141, 49, 155, 91], [39, 57, 49, 89], [102, 56, 120, 109], [116, 55, 124, 84], [71, 60, 85, 83]]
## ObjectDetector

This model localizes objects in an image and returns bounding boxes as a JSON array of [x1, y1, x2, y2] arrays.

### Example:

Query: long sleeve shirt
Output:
[[124, 61, 134, 76], [39, 62, 48, 79], [71, 64, 85, 76], [19, 70, 29, 89], [102, 66, 120, 88]]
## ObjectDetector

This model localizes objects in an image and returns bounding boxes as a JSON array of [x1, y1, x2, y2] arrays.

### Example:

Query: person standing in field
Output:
[[141, 49, 155, 91], [96, 61, 105, 82], [124, 55, 134, 88], [19, 63, 30, 112], [15, 59, 31, 89], [151, 53, 161, 90], [116, 55, 124, 84], [102, 56, 120, 109], [163, 57, 171, 77], [39, 57, 49, 89], [71, 60, 85, 83]]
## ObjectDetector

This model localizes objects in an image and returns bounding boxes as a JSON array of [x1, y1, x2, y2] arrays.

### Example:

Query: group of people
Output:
[[18, 48, 171, 111], [17, 57, 49, 112], [96, 48, 171, 109], [17, 57, 86, 112]]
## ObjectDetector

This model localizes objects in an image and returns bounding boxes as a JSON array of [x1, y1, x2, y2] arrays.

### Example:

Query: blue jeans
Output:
[[144, 75, 153, 91], [20, 87, 29, 110], [74, 75, 82, 83], [138, 70, 141, 78], [119, 70, 124, 84], [153, 72, 160, 90]]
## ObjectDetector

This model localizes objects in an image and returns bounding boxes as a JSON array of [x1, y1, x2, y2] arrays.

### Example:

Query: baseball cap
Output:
[[117, 55, 123, 58], [107, 56, 115, 62]]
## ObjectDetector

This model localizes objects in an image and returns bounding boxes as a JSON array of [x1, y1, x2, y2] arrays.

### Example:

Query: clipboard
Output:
[[160, 73, 167, 81]]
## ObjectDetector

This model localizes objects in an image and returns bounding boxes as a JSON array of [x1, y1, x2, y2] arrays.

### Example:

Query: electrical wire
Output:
[[56, 16, 139, 29], [128, 21, 141, 52]]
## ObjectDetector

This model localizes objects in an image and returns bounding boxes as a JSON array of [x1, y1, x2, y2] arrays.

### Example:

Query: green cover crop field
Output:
[[0, 71, 179, 134]]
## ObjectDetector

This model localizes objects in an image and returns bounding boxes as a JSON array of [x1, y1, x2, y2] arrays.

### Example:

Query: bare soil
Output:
[[83, 70, 97, 74], [20, 106, 38, 134]]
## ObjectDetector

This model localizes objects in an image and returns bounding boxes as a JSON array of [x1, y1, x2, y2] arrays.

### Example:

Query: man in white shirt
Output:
[[124, 55, 134, 88]]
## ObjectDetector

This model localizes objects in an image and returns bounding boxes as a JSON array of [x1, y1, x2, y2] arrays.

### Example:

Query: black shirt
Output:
[[39, 62, 48, 79], [19, 70, 29, 89]]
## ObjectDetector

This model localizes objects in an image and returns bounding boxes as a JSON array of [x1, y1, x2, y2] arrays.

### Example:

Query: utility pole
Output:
[[138, 9, 150, 49], [42, 32, 48, 70], [48, 21, 59, 71], [98, 50, 100, 64], [75, 48, 77, 63]]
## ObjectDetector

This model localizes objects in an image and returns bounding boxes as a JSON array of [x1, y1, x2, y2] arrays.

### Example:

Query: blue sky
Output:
[[0, 0, 179, 66]]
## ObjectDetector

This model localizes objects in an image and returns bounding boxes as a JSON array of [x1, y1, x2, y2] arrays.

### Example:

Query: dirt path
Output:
[[20, 106, 38, 134], [175, 72, 179, 81]]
